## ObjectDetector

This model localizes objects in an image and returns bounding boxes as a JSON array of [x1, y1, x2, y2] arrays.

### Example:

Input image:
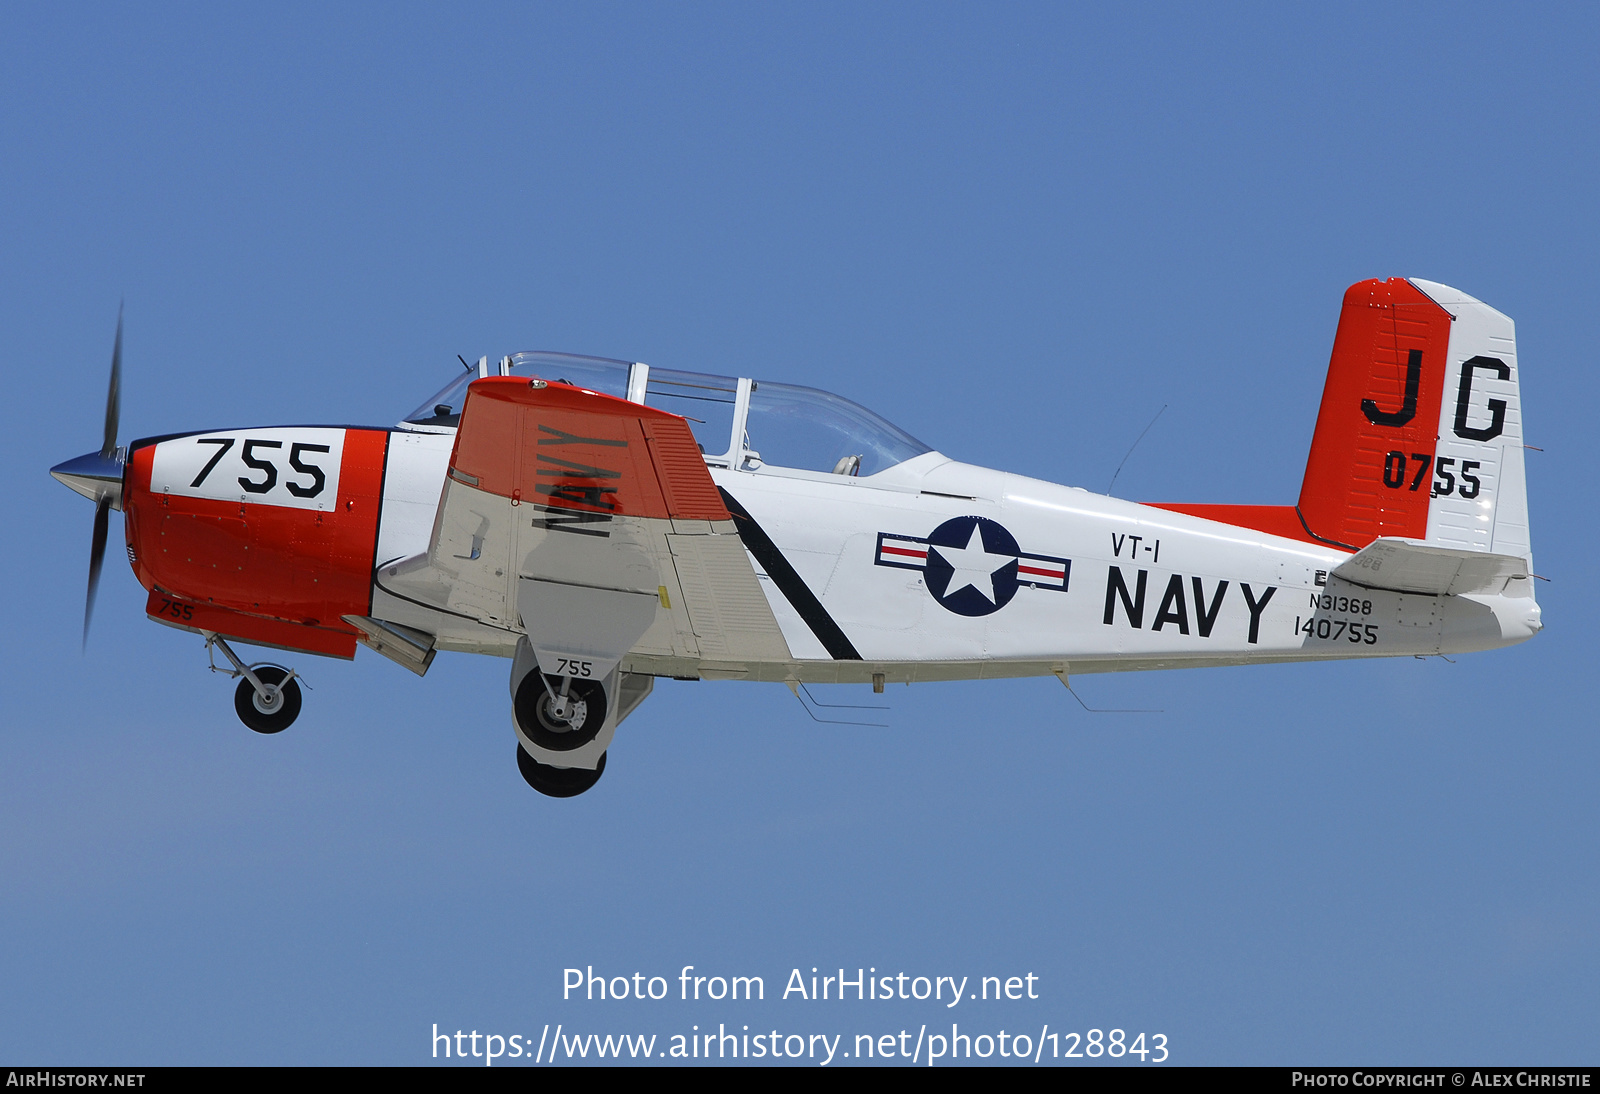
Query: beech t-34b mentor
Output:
[[53, 278, 1541, 797]]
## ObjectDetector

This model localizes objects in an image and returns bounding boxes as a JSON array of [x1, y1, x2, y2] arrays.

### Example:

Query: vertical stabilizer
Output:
[[1296, 278, 1532, 575]]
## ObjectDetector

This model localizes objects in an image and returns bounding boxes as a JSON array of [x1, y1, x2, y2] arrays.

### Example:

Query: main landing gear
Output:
[[513, 671, 607, 752], [206, 633, 302, 734], [512, 670, 608, 797], [516, 745, 606, 798]]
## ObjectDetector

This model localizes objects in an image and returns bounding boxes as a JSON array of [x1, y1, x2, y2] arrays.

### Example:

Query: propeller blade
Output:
[[101, 304, 122, 459], [84, 495, 110, 650]]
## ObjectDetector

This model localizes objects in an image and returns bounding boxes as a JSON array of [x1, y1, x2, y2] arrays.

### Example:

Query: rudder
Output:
[[1296, 278, 1532, 570]]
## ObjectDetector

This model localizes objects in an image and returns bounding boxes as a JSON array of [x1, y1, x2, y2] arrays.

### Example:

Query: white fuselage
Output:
[[367, 432, 1541, 684]]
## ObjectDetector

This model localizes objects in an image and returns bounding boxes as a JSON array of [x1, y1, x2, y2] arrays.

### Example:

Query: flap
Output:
[[1332, 537, 1529, 596]]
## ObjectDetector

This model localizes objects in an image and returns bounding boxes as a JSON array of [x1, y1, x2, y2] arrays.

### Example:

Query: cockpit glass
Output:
[[400, 355, 931, 478], [508, 352, 630, 399], [643, 368, 738, 459], [402, 351, 632, 427], [743, 381, 931, 477], [403, 371, 474, 427]]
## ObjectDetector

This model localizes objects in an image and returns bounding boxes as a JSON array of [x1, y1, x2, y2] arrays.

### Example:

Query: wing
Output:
[[393, 376, 791, 673]]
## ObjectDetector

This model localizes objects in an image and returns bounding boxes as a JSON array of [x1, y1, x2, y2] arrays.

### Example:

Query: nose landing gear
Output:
[[206, 633, 303, 734], [233, 665, 302, 734]]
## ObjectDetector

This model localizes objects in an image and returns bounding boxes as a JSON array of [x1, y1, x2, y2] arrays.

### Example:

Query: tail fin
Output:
[[1297, 277, 1532, 568]]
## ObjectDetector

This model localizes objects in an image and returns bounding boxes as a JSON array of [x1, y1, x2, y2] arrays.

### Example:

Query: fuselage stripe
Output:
[[716, 486, 862, 661]]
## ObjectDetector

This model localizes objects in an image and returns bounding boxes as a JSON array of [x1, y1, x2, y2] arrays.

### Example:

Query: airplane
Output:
[[52, 278, 1541, 797]]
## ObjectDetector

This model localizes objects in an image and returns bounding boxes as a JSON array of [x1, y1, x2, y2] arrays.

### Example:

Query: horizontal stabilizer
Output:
[[1332, 537, 1529, 597]]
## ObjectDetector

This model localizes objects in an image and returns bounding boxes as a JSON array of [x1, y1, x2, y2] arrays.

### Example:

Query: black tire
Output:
[[513, 672, 607, 752], [233, 666, 301, 734], [517, 746, 606, 798]]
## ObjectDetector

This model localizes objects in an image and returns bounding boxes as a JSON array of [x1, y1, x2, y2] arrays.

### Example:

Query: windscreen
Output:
[[403, 351, 633, 427]]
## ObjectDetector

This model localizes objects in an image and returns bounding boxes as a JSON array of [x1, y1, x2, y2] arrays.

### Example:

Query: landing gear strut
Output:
[[206, 633, 302, 734]]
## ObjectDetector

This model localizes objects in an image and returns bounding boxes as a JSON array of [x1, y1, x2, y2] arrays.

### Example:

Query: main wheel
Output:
[[517, 746, 606, 798], [513, 672, 607, 751], [234, 666, 301, 734]]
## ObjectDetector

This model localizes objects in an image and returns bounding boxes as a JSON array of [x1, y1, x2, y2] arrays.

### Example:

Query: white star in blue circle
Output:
[[922, 516, 1022, 616]]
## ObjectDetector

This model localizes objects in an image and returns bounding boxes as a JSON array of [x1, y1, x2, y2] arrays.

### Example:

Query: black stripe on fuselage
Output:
[[716, 487, 861, 661]]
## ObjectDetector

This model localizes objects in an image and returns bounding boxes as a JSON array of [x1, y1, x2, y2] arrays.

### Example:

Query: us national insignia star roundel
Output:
[[874, 516, 1073, 617], [923, 516, 1022, 616]]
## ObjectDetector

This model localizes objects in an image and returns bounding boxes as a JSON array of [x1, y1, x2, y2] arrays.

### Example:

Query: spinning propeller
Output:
[[50, 307, 128, 649]]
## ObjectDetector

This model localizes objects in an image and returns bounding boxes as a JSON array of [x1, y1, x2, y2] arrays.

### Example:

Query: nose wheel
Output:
[[206, 633, 303, 734], [233, 666, 302, 734]]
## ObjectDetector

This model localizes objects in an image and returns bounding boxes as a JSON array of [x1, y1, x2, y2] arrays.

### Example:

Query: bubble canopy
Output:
[[402, 352, 932, 477], [741, 380, 931, 478], [403, 352, 631, 428]]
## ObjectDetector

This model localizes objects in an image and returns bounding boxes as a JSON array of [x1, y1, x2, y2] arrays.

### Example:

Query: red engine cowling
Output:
[[123, 427, 390, 658]]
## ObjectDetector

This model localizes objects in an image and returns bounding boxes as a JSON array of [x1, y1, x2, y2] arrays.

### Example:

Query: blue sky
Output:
[[3, 3, 1596, 1065]]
